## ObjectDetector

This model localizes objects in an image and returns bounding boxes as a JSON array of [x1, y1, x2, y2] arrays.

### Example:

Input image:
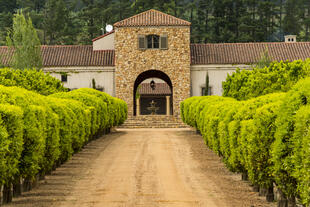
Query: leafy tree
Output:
[[17, 0, 46, 11], [1, 0, 310, 45], [283, 0, 302, 35], [0, 0, 17, 12], [6, 10, 42, 70], [256, 48, 272, 68], [44, 0, 70, 44]]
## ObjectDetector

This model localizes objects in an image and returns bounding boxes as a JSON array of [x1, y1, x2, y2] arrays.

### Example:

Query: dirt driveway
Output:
[[7, 128, 276, 207]]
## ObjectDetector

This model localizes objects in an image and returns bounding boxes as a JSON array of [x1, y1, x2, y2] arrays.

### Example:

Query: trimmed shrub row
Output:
[[181, 78, 310, 206], [223, 59, 310, 100], [0, 85, 127, 201], [0, 68, 67, 95]]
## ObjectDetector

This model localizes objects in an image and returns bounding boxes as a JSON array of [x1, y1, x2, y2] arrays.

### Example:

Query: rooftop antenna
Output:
[[105, 24, 113, 33]]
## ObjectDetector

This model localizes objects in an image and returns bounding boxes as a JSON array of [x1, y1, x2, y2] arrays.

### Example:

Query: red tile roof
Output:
[[138, 83, 171, 95], [92, 30, 114, 42], [0, 45, 115, 67], [190, 42, 310, 65], [114, 9, 191, 27], [1, 42, 310, 67]]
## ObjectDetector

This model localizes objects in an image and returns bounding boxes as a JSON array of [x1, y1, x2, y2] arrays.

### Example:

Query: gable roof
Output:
[[0, 45, 115, 67], [139, 83, 171, 95], [190, 42, 310, 65], [114, 9, 191, 27]]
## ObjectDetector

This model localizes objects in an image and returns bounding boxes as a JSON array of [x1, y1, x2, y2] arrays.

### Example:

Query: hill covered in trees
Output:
[[0, 0, 309, 45]]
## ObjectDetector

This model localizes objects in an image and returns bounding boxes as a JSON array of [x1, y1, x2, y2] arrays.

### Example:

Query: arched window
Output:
[[147, 35, 159, 49]]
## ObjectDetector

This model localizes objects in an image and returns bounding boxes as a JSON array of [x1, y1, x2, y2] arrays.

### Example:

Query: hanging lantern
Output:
[[150, 80, 156, 90]]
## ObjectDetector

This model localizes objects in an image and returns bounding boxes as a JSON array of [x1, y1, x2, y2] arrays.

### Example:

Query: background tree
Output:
[[204, 72, 209, 96], [283, 0, 302, 36], [256, 48, 272, 69], [0, 0, 310, 45], [44, 0, 71, 44], [6, 10, 42, 70]]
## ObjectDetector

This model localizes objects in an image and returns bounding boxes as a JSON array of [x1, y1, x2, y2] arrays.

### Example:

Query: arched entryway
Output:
[[133, 70, 173, 116]]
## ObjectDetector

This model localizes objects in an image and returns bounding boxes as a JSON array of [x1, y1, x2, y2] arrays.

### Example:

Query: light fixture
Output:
[[150, 80, 155, 90]]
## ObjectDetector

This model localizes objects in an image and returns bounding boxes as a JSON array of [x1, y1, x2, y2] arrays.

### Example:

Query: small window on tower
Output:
[[138, 34, 168, 50], [147, 35, 160, 49], [61, 74, 67, 82]]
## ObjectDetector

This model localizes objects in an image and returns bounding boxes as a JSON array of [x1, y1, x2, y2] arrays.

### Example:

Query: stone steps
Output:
[[118, 115, 189, 128]]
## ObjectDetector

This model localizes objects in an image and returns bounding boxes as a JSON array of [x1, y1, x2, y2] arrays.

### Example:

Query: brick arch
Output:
[[133, 70, 173, 116]]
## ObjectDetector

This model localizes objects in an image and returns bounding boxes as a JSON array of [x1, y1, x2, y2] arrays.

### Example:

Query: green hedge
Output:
[[0, 104, 23, 186], [271, 78, 310, 205], [181, 78, 310, 205], [0, 85, 127, 187], [0, 68, 67, 95], [223, 59, 310, 100]]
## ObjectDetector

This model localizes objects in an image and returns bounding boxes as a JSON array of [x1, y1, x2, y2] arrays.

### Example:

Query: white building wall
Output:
[[43, 64, 253, 98], [44, 67, 115, 96], [93, 33, 115, 50], [190, 64, 252, 96]]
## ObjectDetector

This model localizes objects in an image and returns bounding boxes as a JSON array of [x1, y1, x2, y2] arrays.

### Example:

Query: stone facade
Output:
[[115, 26, 191, 117]]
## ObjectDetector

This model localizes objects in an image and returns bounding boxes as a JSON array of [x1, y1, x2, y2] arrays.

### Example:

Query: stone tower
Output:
[[114, 9, 191, 117]]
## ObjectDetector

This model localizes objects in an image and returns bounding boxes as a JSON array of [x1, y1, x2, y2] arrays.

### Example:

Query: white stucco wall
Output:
[[44, 67, 115, 96], [93, 33, 115, 50], [43, 64, 253, 98], [190, 64, 252, 96]]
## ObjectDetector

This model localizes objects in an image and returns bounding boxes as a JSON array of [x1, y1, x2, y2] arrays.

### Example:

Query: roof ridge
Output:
[[148, 9, 191, 25], [41, 45, 92, 48], [92, 30, 115, 42], [114, 9, 190, 27], [191, 42, 310, 46], [93, 49, 115, 52], [117, 9, 152, 24]]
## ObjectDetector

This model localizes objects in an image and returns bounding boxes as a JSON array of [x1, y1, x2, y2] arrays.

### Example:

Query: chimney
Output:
[[285, 35, 297, 43]]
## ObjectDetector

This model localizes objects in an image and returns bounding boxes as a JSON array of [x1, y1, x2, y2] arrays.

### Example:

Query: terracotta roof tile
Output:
[[138, 83, 171, 95], [114, 9, 191, 27], [2, 42, 310, 67], [0, 45, 115, 67], [191, 42, 310, 65]]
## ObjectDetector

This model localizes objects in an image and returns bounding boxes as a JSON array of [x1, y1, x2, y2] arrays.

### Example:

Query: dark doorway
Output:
[[133, 70, 173, 116]]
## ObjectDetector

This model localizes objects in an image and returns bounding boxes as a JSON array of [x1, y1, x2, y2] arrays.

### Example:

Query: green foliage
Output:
[[247, 97, 284, 188], [6, 10, 42, 70], [256, 48, 272, 69], [44, 0, 71, 45], [0, 68, 67, 95], [73, 88, 128, 127], [291, 105, 310, 205], [2, 0, 310, 44], [46, 97, 73, 162], [204, 72, 209, 96], [0, 104, 23, 186], [223, 59, 310, 100], [135, 85, 141, 100], [181, 79, 310, 205], [271, 77, 310, 204], [0, 82, 127, 184]]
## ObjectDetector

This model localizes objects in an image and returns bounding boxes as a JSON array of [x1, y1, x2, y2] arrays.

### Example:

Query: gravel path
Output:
[[7, 128, 276, 207]]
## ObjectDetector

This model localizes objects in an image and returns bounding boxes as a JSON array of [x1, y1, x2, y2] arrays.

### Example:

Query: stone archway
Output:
[[133, 70, 173, 116]]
